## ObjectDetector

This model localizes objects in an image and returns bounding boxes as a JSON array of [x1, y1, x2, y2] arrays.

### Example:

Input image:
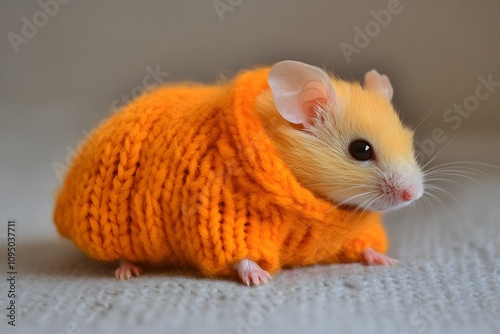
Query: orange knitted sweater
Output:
[[53, 67, 388, 277]]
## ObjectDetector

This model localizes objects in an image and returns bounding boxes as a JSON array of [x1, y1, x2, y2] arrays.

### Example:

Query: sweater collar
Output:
[[224, 67, 373, 225]]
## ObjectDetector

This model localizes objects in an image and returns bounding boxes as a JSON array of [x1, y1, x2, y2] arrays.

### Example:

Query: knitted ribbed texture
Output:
[[53, 67, 388, 277]]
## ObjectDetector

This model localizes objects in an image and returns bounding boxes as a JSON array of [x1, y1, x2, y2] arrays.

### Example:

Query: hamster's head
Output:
[[263, 60, 424, 212]]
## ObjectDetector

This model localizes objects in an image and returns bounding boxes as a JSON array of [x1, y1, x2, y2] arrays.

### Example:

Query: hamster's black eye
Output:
[[349, 140, 374, 161]]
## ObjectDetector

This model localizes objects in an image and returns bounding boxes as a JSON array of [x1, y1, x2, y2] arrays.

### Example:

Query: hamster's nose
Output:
[[402, 189, 413, 201], [401, 185, 423, 202]]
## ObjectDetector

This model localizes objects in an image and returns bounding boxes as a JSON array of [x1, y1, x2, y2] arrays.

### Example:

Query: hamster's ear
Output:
[[268, 60, 338, 125], [364, 70, 393, 101]]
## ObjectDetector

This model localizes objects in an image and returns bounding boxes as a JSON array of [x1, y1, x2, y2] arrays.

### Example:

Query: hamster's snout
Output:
[[377, 168, 424, 211]]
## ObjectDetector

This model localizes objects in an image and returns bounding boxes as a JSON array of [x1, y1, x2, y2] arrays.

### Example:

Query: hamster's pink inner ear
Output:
[[364, 69, 394, 101], [268, 60, 338, 125]]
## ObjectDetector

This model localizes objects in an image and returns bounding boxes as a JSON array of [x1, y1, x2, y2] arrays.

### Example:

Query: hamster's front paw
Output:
[[361, 247, 398, 266], [233, 258, 272, 286], [114, 259, 143, 280]]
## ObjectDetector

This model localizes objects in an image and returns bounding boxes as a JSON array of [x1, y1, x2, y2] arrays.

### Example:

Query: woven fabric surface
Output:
[[2, 168, 500, 334]]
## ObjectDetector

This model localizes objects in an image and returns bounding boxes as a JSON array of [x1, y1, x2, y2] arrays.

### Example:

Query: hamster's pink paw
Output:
[[361, 247, 398, 266], [233, 258, 272, 286], [114, 260, 143, 280]]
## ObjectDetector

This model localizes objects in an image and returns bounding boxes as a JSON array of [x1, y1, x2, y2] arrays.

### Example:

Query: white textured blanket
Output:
[[2, 139, 499, 334]]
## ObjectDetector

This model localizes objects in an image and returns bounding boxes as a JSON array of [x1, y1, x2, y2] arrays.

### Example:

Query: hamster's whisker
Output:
[[414, 119, 451, 134], [334, 185, 375, 194], [338, 195, 379, 227], [336, 191, 379, 207], [420, 129, 469, 168], [355, 194, 384, 221], [412, 104, 436, 134], [306, 182, 368, 189], [422, 193, 435, 213], [337, 194, 374, 218], [424, 175, 480, 191], [352, 193, 381, 214], [424, 165, 500, 182], [418, 191, 436, 214], [426, 160, 500, 171], [424, 164, 500, 190], [426, 174, 487, 190], [421, 189, 447, 211], [409, 196, 425, 216], [424, 166, 500, 184], [425, 185, 463, 210], [324, 191, 376, 213], [424, 161, 500, 170], [401, 198, 417, 215], [302, 190, 377, 233]]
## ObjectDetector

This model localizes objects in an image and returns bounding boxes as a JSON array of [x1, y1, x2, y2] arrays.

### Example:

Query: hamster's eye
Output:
[[349, 140, 374, 161]]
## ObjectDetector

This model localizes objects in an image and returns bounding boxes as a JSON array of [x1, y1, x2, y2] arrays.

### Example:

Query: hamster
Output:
[[53, 60, 424, 286], [256, 60, 424, 212]]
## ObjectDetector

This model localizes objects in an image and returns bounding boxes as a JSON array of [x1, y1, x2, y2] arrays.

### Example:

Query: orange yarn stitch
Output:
[[53, 67, 388, 277]]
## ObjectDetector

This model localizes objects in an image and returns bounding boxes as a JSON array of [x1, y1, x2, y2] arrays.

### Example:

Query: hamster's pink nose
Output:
[[402, 188, 414, 202], [401, 183, 424, 202], [401, 185, 422, 202]]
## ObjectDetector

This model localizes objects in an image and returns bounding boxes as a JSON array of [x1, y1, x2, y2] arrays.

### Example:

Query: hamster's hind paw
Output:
[[233, 258, 272, 286], [114, 260, 143, 280], [361, 247, 398, 267]]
